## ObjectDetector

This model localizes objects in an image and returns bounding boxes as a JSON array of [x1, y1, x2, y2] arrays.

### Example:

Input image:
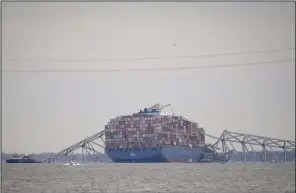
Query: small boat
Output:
[[186, 158, 193, 163], [6, 154, 42, 163], [64, 160, 82, 166]]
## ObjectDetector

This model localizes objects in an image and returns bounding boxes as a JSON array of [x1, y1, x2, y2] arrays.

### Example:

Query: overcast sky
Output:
[[2, 2, 295, 153]]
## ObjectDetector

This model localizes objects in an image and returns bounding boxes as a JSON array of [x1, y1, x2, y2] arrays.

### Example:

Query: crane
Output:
[[143, 103, 173, 115], [147, 103, 171, 111]]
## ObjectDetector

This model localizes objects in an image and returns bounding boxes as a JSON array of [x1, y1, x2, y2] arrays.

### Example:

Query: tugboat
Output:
[[5, 154, 42, 163]]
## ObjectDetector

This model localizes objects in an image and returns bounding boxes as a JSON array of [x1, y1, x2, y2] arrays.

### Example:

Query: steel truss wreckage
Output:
[[204, 130, 295, 163], [43, 129, 295, 163], [43, 131, 105, 163]]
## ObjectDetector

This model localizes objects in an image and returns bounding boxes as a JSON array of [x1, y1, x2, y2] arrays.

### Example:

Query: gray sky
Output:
[[2, 2, 295, 153]]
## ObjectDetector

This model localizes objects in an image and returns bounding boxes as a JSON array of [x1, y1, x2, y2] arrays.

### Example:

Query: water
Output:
[[2, 163, 295, 193]]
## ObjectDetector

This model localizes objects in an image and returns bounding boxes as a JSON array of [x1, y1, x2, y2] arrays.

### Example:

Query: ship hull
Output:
[[6, 159, 41, 163], [105, 146, 208, 163]]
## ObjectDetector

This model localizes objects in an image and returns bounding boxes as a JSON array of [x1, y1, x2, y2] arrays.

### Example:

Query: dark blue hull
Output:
[[114, 154, 166, 163], [105, 146, 208, 163], [6, 159, 41, 163]]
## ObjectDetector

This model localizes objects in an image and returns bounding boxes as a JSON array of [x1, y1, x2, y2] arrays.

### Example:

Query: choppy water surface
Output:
[[2, 163, 295, 193]]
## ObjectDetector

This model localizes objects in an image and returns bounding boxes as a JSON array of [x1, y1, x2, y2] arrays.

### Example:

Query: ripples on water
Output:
[[2, 163, 295, 193]]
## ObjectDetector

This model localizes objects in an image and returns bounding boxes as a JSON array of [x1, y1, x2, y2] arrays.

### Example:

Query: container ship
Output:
[[5, 154, 42, 163], [104, 104, 216, 163]]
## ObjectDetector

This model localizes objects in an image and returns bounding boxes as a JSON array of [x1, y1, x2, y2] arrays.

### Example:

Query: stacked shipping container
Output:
[[105, 114, 205, 149]]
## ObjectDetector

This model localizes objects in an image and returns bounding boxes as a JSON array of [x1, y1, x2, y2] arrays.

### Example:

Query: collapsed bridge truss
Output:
[[43, 130, 105, 163], [44, 129, 295, 163], [205, 130, 295, 162]]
